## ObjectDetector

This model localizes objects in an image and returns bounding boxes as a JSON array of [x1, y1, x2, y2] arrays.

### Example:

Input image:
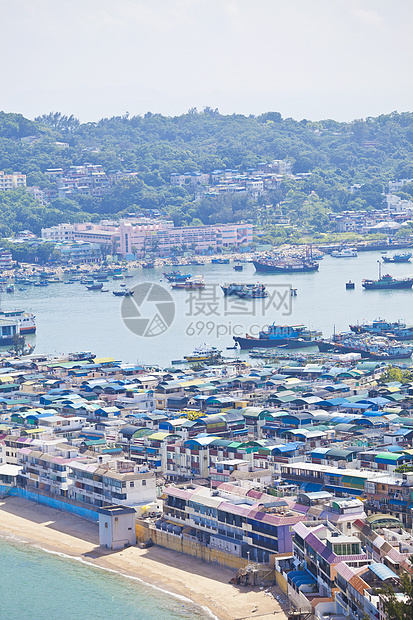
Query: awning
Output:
[[368, 563, 398, 581]]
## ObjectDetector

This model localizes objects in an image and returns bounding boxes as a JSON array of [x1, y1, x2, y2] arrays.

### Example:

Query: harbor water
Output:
[[9, 250, 413, 367], [0, 537, 210, 620]]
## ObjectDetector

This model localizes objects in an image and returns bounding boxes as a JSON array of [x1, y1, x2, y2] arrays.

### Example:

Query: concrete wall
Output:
[[136, 520, 247, 571]]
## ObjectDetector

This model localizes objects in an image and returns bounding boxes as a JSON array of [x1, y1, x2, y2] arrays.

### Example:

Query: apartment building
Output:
[[118, 220, 253, 258], [68, 459, 156, 507], [0, 171, 26, 191], [18, 446, 81, 497], [161, 482, 304, 563]]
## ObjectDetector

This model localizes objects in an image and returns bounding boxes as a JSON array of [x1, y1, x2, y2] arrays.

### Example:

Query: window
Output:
[[142, 480, 146, 486], [130, 481, 134, 487]]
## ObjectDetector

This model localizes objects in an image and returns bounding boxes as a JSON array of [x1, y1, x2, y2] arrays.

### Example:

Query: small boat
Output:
[[34, 281, 49, 287], [18, 287, 27, 291], [164, 270, 192, 282], [86, 283, 104, 290], [6, 285, 14, 293], [346, 281, 355, 290], [212, 258, 230, 264], [184, 344, 222, 362], [142, 262, 155, 269], [171, 277, 205, 290], [331, 248, 358, 258], [113, 290, 134, 297]]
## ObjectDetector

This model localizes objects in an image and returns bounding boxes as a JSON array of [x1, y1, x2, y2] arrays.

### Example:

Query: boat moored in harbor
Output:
[[253, 247, 319, 273], [382, 252, 412, 263], [233, 323, 322, 350], [184, 344, 222, 362], [318, 332, 413, 359]]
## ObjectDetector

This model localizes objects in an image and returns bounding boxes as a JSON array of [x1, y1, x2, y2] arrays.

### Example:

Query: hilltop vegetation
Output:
[[1, 109, 413, 237]]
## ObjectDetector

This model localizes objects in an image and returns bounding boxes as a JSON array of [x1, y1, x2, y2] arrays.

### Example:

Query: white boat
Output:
[[331, 248, 358, 258], [0, 309, 36, 334], [184, 344, 222, 362]]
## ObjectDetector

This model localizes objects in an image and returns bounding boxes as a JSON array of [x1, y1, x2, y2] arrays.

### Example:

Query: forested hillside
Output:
[[1, 109, 413, 237]]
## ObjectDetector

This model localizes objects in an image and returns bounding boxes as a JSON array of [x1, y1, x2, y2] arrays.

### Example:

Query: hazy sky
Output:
[[1, 0, 411, 123]]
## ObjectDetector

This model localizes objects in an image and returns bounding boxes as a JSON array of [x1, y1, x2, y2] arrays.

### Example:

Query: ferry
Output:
[[233, 323, 322, 350], [0, 309, 36, 334], [0, 316, 21, 345]]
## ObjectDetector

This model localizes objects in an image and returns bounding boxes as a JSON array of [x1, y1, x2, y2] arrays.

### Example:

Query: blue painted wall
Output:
[[0, 485, 99, 522]]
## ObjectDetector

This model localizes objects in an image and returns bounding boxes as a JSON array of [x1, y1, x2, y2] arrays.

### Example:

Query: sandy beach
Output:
[[0, 497, 287, 620]]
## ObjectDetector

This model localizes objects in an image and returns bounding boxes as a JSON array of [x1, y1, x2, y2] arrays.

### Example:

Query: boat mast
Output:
[[377, 260, 382, 280]]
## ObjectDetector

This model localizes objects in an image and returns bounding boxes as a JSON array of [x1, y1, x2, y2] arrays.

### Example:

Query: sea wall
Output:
[[0, 485, 99, 522], [136, 520, 248, 571]]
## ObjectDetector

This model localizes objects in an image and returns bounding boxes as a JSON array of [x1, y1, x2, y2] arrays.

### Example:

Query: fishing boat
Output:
[[382, 252, 412, 263], [221, 283, 266, 296], [163, 270, 192, 282], [349, 319, 413, 341], [253, 247, 319, 273], [184, 344, 222, 362], [34, 281, 48, 287], [236, 285, 268, 299], [318, 332, 413, 360], [331, 248, 358, 258], [233, 323, 322, 350], [362, 261, 413, 290], [86, 283, 104, 290], [212, 258, 230, 264], [113, 290, 134, 297], [171, 276, 205, 290]]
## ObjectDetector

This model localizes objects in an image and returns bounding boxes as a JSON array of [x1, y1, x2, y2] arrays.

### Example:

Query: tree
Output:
[[10, 334, 34, 357], [380, 558, 413, 620]]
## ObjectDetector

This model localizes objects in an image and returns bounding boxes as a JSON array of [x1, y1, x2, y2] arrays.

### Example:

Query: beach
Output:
[[0, 497, 287, 620]]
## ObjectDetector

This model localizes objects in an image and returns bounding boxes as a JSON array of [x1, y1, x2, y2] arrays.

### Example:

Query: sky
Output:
[[1, 0, 412, 123]]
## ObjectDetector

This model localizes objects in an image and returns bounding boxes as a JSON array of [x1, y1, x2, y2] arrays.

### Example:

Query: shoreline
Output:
[[0, 497, 286, 620]]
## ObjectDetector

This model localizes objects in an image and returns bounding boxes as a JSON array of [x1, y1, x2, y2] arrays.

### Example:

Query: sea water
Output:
[[0, 537, 211, 620], [10, 249, 413, 366]]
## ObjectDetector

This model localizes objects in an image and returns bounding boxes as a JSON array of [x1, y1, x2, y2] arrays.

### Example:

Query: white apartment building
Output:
[[68, 459, 156, 507], [0, 171, 26, 191]]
